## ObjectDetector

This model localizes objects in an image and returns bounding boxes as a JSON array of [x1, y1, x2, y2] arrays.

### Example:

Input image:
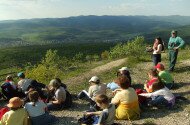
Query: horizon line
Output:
[[0, 14, 190, 22]]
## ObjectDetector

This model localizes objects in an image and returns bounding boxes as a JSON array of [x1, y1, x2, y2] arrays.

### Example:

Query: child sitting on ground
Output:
[[139, 79, 175, 108], [78, 76, 106, 107], [24, 91, 56, 125], [82, 94, 115, 125], [154, 63, 174, 89], [144, 68, 158, 93], [0, 97, 30, 125]]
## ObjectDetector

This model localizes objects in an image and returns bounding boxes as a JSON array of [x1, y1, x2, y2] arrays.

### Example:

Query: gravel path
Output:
[[65, 58, 127, 85]]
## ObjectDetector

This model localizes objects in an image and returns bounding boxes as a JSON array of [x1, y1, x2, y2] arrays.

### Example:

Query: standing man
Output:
[[168, 30, 185, 72]]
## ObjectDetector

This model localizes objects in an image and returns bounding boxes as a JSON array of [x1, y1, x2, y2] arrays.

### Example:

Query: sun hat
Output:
[[119, 67, 129, 71], [7, 97, 23, 108], [89, 76, 100, 83]]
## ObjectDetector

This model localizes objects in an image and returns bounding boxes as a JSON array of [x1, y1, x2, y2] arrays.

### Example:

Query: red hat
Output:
[[154, 63, 164, 69]]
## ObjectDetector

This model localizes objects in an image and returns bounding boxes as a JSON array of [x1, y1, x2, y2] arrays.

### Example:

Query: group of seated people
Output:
[[0, 73, 71, 125], [78, 63, 175, 125], [0, 63, 175, 125]]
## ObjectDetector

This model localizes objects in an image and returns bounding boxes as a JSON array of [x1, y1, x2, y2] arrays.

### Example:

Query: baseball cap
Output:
[[119, 67, 129, 71], [17, 72, 25, 78], [89, 76, 100, 83], [154, 63, 164, 69]]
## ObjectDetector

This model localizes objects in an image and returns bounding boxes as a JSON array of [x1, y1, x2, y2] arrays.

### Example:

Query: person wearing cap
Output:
[[0, 97, 30, 125], [107, 67, 131, 91], [155, 63, 174, 89], [168, 30, 185, 71], [78, 76, 106, 107], [47, 79, 66, 110], [17, 72, 32, 93]]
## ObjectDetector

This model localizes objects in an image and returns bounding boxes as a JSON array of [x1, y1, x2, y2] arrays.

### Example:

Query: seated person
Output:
[[144, 68, 158, 93], [0, 97, 30, 125], [78, 76, 106, 107], [17, 72, 32, 93], [155, 63, 174, 89], [107, 67, 131, 91], [5, 75, 17, 90], [139, 79, 175, 108], [111, 76, 140, 120], [1, 75, 18, 100], [82, 94, 115, 125], [25, 91, 57, 125], [47, 79, 67, 111]]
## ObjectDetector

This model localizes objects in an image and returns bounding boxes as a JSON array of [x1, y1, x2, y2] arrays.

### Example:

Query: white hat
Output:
[[89, 76, 100, 83], [119, 67, 129, 71]]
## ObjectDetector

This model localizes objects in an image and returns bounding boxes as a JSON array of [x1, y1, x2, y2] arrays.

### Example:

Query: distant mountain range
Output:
[[0, 15, 190, 46]]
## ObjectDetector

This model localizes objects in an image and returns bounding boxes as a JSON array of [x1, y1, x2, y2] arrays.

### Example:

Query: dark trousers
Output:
[[149, 96, 168, 107], [152, 54, 161, 66], [169, 50, 178, 71]]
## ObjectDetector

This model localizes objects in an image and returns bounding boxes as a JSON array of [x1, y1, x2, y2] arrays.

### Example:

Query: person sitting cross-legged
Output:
[[154, 63, 174, 89], [47, 79, 67, 111], [111, 75, 140, 120], [0, 97, 30, 125], [78, 76, 106, 108]]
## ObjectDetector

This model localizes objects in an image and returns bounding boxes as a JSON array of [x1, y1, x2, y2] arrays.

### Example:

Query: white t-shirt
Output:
[[139, 87, 175, 102], [18, 78, 32, 92], [25, 100, 47, 117], [153, 44, 162, 54], [98, 104, 115, 125], [55, 87, 66, 103], [88, 83, 106, 99]]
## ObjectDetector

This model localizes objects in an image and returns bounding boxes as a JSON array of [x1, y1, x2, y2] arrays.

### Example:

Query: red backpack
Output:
[[0, 107, 9, 120]]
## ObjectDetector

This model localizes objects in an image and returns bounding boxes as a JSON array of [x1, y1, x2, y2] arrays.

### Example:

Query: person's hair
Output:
[[55, 78, 61, 83], [6, 75, 13, 81], [115, 76, 130, 89], [11, 107, 21, 111], [151, 78, 165, 91], [117, 70, 132, 85], [157, 63, 165, 70], [148, 68, 158, 77], [95, 94, 109, 104], [156, 37, 164, 51], [49, 79, 60, 88], [28, 91, 39, 106]]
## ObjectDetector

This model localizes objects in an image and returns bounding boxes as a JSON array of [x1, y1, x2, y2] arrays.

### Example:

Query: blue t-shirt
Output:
[[107, 82, 119, 91]]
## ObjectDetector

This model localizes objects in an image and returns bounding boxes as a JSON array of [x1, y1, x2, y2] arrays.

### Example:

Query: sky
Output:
[[0, 0, 189, 20]]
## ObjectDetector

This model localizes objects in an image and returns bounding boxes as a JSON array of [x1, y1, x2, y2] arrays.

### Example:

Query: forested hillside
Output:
[[1, 15, 190, 46]]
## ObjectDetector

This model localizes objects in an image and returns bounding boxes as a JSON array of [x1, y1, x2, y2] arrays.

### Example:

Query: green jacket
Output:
[[168, 36, 185, 50]]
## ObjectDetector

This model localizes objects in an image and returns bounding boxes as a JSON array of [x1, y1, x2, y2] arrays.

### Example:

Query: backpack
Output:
[[63, 90, 73, 108], [78, 115, 96, 125], [1, 82, 17, 100], [0, 107, 9, 120]]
